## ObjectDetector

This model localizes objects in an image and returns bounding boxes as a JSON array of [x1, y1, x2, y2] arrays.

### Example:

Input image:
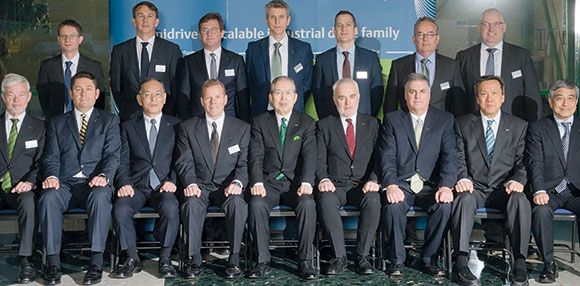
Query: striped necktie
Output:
[[2, 118, 19, 192], [555, 122, 571, 193], [280, 117, 288, 148], [485, 119, 495, 165], [80, 113, 88, 146]]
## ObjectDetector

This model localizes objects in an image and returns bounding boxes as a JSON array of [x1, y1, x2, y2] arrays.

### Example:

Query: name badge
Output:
[[293, 63, 303, 73], [228, 144, 240, 154], [356, 71, 368, 79], [155, 65, 166, 72], [511, 70, 522, 79], [25, 140, 38, 149], [225, 69, 235, 77], [440, 82, 450, 91]]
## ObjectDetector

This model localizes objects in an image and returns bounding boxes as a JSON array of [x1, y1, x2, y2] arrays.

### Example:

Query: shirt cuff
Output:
[[503, 180, 519, 187], [232, 180, 243, 189], [457, 178, 472, 185], [187, 183, 198, 189], [319, 178, 331, 185], [534, 190, 547, 196], [301, 182, 312, 188], [253, 182, 264, 188]]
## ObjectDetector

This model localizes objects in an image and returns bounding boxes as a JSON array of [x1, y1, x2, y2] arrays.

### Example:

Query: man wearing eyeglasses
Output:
[[175, 13, 250, 122], [456, 8, 542, 123], [384, 17, 465, 117], [37, 19, 105, 118], [312, 10, 383, 120]]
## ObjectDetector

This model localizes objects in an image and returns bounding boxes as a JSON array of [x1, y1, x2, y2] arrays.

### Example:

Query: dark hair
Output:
[[133, 1, 158, 18], [199, 12, 224, 32], [58, 19, 82, 35], [474, 75, 505, 95], [413, 16, 438, 33], [334, 10, 356, 27], [71, 71, 97, 87], [139, 77, 165, 93]]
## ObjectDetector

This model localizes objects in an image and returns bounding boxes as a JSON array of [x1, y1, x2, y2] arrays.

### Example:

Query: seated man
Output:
[[0, 74, 45, 283], [527, 80, 580, 283], [452, 75, 530, 286], [247, 76, 317, 280], [174, 79, 250, 279], [38, 71, 121, 285], [111, 78, 181, 279], [379, 73, 457, 277], [316, 78, 381, 275]]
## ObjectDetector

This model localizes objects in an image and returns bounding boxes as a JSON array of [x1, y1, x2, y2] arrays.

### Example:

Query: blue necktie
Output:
[[555, 122, 571, 193], [485, 119, 495, 165], [149, 118, 160, 189], [141, 42, 150, 81], [64, 61, 73, 112]]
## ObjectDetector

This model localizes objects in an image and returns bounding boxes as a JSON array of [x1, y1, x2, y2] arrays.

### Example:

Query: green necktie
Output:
[[410, 118, 424, 193], [420, 58, 430, 81], [2, 118, 19, 192], [280, 117, 288, 148], [271, 42, 282, 81]]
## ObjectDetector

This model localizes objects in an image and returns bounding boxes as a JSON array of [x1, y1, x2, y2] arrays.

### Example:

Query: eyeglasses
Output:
[[480, 21, 504, 28], [58, 34, 80, 40], [271, 89, 296, 97], [140, 92, 164, 99], [200, 27, 221, 34], [414, 32, 438, 39]]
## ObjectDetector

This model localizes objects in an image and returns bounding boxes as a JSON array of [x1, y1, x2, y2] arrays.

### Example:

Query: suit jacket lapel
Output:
[[128, 38, 140, 82], [433, 53, 444, 87], [546, 117, 566, 167], [401, 112, 417, 153], [133, 115, 152, 158], [491, 115, 511, 169], [354, 114, 369, 160], [260, 39, 271, 82], [78, 54, 88, 75], [331, 116, 351, 159], [287, 38, 296, 75], [0, 114, 8, 164], [418, 110, 434, 154], [66, 112, 82, 150], [82, 109, 100, 146], [471, 114, 490, 167], [568, 117, 580, 165], [266, 112, 283, 160], [10, 114, 31, 162], [330, 48, 339, 82], [156, 116, 173, 159], [194, 117, 214, 170], [215, 116, 233, 173], [283, 112, 300, 160], [218, 49, 228, 80], [148, 37, 163, 76], [472, 44, 481, 78], [54, 55, 65, 83], [197, 49, 210, 81]]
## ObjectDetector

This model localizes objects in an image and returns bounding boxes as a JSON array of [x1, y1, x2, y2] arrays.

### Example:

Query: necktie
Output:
[[342, 51, 351, 79], [140, 42, 150, 81], [210, 52, 218, 79], [485, 119, 495, 165], [410, 118, 424, 193], [2, 118, 19, 192], [64, 61, 73, 112], [555, 122, 571, 193], [211, 121, 219, 165], [280, 117, 288, 148], [414, 118, 423, 148], [80, 114, 88, 146], [271, 42, 282, 81], [148, 118, 160, 189], [345, 118, 355, 157], [485, 48, 497, 76], [420, 58, 430, 81]]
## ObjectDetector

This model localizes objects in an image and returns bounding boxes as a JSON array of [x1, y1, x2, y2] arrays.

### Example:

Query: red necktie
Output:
[[346, 118, 355, 158], [342, 51, 351, 79]]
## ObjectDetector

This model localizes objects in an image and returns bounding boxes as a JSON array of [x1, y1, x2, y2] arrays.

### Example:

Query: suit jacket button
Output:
[[350, 166, 354, 169], [7, 165, 12, 169], [81, 165, 84, 168], [153, 162, 156, 166]]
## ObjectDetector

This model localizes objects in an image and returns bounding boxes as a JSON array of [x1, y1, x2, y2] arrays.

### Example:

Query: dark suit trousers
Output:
[[37, 178, 113, 256], [113, 188, 179, 253], [0, 191, 36, 256], [532, 186, 580, 262], [317, 184, 380, 258], [181, 189, 247, 266], [381, 188, 451, 265], [248, 179, 317, 263], [451, 189, 531, 259]]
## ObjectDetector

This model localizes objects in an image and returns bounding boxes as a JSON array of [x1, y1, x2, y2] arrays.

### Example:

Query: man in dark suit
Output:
[[37, 71, 121, 285], [316, 78, 381, 275], [245, 0, 313, 117], [247, 76, 317, 279], [111, 78, 180, 279], [384, 17, 465, 117], [379, 73, 457, 276], [456, 8, 542, 122], [0, 74, 45, 283], [527, 80, 580, 283], [174, 79, 249, 279], [452, 75, 530, 286], [312, 10, 383, 119], [110, 1, 181, 121], [37, 19, 105, 118], [175, 13, 250, 121]]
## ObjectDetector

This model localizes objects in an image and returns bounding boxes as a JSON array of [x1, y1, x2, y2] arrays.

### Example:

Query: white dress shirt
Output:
[[206, 113, 225, 142], [340, 113, 357, 136], [4, 112, 25, 141], [204, 46, 222, 79], [481, 111, 501, 139], [143, 113, 162, 142], [136, 35, 156, 73], [336, 44, 355, 80], [480, 41, 503, 77], [268, 34, 289, 77], [410, 111, 427, 130], [73, 108, 94, 178], [61, 52, 80, 78]]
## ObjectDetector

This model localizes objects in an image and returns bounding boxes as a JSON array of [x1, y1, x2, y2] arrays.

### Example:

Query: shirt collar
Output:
[[481, 41, 503, 52], [340, 112, 357, 124], [269, 34, 288, 47], [276, 111, 292, 126], [5, 111, 26, 124], [62, 52, 80, 65], [415, 51, 436, 64], [74, 107, 94, 119], [204, 46, 222, 57], [206, 112, 225, 126], [137, 35, 156, 46], [481, 110, 501, 124], [336, 44, 355, 55], [143, 112, 162, 124], [410, 110, 427, 123], [554, 114, 574, 125]]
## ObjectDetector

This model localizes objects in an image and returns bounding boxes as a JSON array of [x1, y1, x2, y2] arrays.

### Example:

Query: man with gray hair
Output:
[[526, 80, 580, 283], [0, 73, 46, 283]]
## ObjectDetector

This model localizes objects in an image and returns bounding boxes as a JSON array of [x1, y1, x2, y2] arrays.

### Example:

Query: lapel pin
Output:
[[294, 123, 299, 127], [505, 128, 510, 132]]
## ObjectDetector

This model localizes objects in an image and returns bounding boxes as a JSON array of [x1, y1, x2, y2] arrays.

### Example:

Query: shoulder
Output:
[[40, 54, 60, 66], [358, 113, 380, 128], [435, 53, 457, 65], [226, 115, 250, 129], [156, 37, 180, 49], [355, 46, 377, 57], [247, 38, 266, 50], [113, 38, 134, 50], [25, 114, 46, 129]]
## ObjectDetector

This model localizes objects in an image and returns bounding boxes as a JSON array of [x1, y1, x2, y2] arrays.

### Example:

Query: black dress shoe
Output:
[[539, 261, 558, 283], [356, 256, 374, 275], [248, 262, 271, 278], [83, 264, 102, 285], [386, 263, 404, 276], [111, 257, 142, 279], [511, 259, 528, 286], [299, 261, 317, 280], [422, 263, 445, 277], [19, 261, 36, 284], [451, 264, 480, 286], [43, 265, 61, 285], [325, 255, 346, 275], [225, 264, 241, 279], [182, 258, 202, 279], [158, 257, 177, 278]]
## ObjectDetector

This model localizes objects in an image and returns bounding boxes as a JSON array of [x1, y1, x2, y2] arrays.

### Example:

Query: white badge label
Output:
[[294, 63, 303, 73], [440, 82, 450, 91], [225, 69, 235, 77], [155, 65, 166, 72], [228, 144, 240, 154], [25, 140, 38, 149], [512, 70, 522, 79], [356, 71, 368, 79]]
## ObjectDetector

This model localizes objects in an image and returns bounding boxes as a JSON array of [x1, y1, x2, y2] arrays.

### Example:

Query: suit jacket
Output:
[[525, 115, 580, 193], [0, 113, 45, 188], [174, 115, 250, 192], [110, 37, 182, 121], [378, 108, 457, 191], [249, 110, 316, 186], [175, 48, 250, 121], [312, 46, 384, 119], [456, 42, 542, 122], [245, 37, 313, 117], [42, 109, 121, 182], [384, 52, 466, 117], [37, 53, 105, 118], [115, 114, 181, 190], [316, 113, 380, 187], [455, 112, 527, 193]]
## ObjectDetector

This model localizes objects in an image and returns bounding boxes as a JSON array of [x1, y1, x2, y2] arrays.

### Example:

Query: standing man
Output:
[[37, 19, 105, 119], [0, 74, 45, 284], [175, 79, 249, 279], [247, 76, 317, 279], [452, 75, 530, 286], [313, 10, 383, 119], [384, 17, 465, 117], [110, 1, 181, 121], [38, 71, 121, 285], [527, 80, 580, 283], [316, 78, 381, 275], [175, 13, 250, 121], [456, 8, 542, 122], [111, 78, 180, 279], [245, 0, 313, 117], [379, 73, 457, 277]]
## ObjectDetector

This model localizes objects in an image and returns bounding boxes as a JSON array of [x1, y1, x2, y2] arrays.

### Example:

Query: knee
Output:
[[532, 204, 553, 218], [18, 192, 36, 212], [509, 192, 530, 207], [88, 188, 112, 205], [361, 192, 381, 211], [382, 202, 406, 217], [224, 194, 247, 209], [248, 196, 268, 213], [317, 192, 339, 209], [454, 192, 476, 207], [296, 195, 316, 211], [37, 190, 59, 207], [112, 203, 133, 220]]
